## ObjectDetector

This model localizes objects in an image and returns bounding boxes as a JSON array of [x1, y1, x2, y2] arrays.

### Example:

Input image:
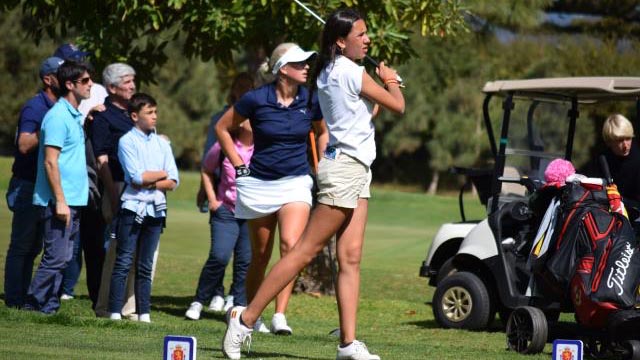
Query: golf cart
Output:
[[418, 77, 640, 338]]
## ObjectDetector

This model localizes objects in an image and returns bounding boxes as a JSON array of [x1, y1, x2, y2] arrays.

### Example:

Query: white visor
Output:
[[272, 46, 316, 75]]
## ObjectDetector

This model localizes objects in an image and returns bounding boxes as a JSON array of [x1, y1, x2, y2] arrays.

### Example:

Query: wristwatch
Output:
[[235, 164, 250, 177]]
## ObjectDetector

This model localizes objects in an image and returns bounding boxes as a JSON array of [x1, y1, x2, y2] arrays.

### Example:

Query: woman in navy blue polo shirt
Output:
[[216, 42, 328, 335]]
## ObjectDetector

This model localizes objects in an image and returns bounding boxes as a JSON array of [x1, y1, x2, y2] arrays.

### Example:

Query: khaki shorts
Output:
[[316, 153, 371, 209]]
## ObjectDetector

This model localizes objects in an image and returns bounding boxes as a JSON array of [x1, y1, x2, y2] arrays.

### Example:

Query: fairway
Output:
[[0, 157, 553, 359]]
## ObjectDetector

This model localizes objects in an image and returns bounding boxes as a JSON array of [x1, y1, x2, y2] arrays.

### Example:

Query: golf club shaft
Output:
[[294, 0, 326, 24], [292, 0, 404, 85]]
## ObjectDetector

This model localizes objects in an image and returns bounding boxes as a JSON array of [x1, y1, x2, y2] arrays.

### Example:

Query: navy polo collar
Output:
[[266, 82, 308, 108], [39, 90, 56, 109]]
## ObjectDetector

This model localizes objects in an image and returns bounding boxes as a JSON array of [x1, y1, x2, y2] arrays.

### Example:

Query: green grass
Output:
[[0, 156, 554, 359]]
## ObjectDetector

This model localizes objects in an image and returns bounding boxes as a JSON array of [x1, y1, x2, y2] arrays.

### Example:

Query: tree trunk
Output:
[[428, 171, 440, 195], [294, 235, 337, 296]]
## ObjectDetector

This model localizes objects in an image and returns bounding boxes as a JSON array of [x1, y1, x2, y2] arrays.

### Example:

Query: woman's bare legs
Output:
[[274, 202, 310, 314], [335, 198, 368, 345], [245, 202, 310, 315], [241, 203, 350, 326], [245, 215, 277, 303]]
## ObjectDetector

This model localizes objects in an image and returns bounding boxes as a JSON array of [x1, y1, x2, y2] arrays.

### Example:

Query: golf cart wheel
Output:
[[432, 271, 492, 330], [505, 306, 548, 354], [622, 340, 640, 360], [435, 257, 457, 284]]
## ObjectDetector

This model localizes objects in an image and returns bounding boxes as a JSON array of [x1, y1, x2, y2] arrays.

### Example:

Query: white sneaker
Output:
[[254, 316, 271, 333], [186, 301, 204, 320], [139, 313, 151, 323], [60, 294, 74, 300], [209, 295, 225, 312], [222, 306, 253, 359], [270, 313, 292, 335], [336, 340, 381, 360], [223, 295, 234, 312], [109, 313, 122, 321]]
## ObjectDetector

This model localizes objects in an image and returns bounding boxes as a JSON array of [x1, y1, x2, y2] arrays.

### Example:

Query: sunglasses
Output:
[[287, 61, 308, 69], [73, 76, 92, 85]]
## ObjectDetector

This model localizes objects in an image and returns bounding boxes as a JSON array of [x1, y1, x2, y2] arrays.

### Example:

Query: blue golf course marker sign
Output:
[[552, 339, 583, 360]]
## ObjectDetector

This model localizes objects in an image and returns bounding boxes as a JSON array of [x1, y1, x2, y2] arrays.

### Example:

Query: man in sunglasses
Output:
[[52, 43, 108, 313], [25, 60, 93, 314], [53, 43, 108, 123]]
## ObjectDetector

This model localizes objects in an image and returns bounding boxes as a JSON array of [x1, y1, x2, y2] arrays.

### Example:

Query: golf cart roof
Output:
[[482, 77, 640, 103]]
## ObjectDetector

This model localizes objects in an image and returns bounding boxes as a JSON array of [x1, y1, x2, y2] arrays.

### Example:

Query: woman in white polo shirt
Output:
[[222, 8, 404, 360]]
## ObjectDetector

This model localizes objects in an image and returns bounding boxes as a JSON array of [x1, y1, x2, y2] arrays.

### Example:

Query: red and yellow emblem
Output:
[[171, 344, 185, 360], [561, 346, 574, 360]]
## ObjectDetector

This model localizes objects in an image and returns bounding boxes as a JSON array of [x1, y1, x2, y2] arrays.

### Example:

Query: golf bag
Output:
[[531, 180, 640, 328], [544, 181, 610, 291], [529, 181, 607, 296], [570, 207, 640, 328]]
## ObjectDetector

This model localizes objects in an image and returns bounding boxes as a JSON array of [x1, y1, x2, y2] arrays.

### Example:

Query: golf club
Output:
[[292, 0, 404, 86]]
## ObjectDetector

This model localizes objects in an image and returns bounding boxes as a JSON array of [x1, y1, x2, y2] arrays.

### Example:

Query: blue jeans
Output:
[[194, 206, 251, 306], [108, 209, 163, 315], [61, 231, 82, 296], [4, 177, 43, 307], [26, 203, 80, 314]]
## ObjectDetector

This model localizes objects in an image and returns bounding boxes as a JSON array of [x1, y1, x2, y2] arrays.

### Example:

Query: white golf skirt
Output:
[[234, 174, 313, 219]]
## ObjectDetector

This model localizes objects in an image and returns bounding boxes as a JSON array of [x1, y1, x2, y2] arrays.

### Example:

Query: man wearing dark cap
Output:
[[3, 56, 63, 308], [53, 43, 90, 62]]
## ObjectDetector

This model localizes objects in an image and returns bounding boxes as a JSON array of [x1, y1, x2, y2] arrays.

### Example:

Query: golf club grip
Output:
[[598, 155, 613, 185], [365, 55, 404, 85]]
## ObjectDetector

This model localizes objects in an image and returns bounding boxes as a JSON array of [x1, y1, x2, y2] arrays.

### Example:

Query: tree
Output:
[[0, 7, 224, 164], [372, 0, 640, 193], [2, 1, 468, 83]]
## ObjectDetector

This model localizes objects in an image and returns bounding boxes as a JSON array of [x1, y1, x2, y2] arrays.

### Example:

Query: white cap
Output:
[[272, 46, 316, 75]]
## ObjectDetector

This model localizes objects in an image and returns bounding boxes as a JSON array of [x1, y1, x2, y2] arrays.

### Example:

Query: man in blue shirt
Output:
[[52, 43, 107, 310], [26, 60, 93, 314], [4, 56, 63, 308]]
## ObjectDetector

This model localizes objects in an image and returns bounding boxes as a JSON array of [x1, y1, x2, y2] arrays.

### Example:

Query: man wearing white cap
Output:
[[216, 42, 328, 335]]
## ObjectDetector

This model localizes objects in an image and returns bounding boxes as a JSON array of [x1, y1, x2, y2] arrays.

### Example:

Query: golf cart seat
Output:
[[501, 166, 528, 197], [450, 167, 493, 222]]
